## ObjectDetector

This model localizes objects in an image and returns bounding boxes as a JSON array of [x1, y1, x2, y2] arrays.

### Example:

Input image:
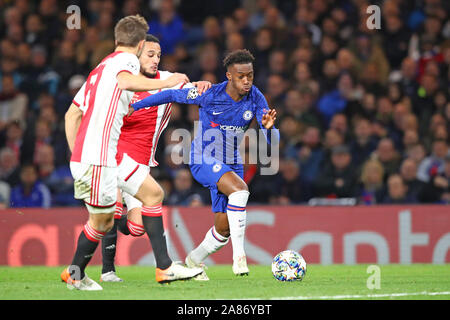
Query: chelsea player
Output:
[[131, 49, 279, 279]]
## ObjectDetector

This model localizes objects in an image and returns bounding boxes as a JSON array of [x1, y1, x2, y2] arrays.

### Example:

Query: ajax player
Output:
[[100, 34, 211, 283], [131, 49, 279, 279], [61, 15, 202, 290]]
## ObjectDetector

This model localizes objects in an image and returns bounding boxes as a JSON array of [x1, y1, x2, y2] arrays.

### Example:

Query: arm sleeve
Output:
[[113, 52, 140, 77], [132, 87, 208, 111], [255, 92, 280, 145], [72, 82, 86, 108]]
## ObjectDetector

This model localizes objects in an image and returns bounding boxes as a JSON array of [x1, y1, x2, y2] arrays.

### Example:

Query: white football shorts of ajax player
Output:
[[116, 70, 192, 210]]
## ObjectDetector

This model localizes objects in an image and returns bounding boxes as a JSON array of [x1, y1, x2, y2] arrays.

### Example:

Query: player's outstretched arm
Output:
[[131, 86, 208, 113], [117, 72, 189, 92], [64, 103, 83, 153]]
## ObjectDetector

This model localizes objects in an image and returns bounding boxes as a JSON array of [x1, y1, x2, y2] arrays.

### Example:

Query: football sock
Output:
[[226, 190, 250, 260], [70, 222, 105, 280], [101, 219, 118, 274], [190, 226, 229, 264], [142, 204, 172, 270], [116, 214, 130, 235]]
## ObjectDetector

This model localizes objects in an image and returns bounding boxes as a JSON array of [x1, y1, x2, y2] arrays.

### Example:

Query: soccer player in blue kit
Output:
[[131, 49, 279, 279]]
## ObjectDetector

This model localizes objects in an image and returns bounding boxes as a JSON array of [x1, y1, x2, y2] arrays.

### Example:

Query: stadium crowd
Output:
[[0, 0, 449, 209]]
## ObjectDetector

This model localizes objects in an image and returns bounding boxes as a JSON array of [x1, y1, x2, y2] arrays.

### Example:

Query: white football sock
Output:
[[226, 190, 250, 260], [190, 226, 229, 264]]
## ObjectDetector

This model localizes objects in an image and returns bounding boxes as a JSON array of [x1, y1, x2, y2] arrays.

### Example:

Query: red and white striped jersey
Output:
[[71, 51, 140, 167], [116, 70, 191, 167]]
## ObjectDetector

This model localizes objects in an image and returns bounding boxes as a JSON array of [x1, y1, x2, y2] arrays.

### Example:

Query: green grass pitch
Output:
[[0, 264, 449, 300]]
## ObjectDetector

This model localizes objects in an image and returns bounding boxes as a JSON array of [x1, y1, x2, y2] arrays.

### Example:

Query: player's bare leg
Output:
[[134, 174, 203, 283]]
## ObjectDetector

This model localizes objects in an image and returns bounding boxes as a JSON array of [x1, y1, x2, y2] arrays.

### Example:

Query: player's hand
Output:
[[262, 108, 277, 129], [166, 72, 189, 88], [192, 81, 212, 95]]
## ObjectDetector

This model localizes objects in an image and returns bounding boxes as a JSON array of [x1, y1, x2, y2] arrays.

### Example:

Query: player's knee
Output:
[[139, 184, 164, 206], [91, 215, 114, 233], [154, 184, 164, 203]]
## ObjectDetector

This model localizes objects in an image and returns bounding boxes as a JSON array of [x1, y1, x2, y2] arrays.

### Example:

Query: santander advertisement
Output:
[[0, 205, 449, 266]]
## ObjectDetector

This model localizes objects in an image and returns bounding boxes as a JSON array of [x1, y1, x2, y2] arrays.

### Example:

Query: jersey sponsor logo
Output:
[[212, 111, 223, 115], [209, 121, 246, 132], [210, 121, 220, 128], [243, 110, 253, 120], [186, 87, 199, 100], [219, 124, 246, 133]]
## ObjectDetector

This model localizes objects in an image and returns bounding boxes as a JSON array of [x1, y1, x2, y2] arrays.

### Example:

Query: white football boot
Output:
[[155, 262, 203, 284], [185, 253, 210, 281], [100, 271, 123, 282], [232, 255, 249, 276]]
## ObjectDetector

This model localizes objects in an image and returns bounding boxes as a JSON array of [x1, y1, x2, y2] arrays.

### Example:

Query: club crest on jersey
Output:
[[243, 110, 253, 120], [212, 163, 222, 173], [186, 88, 199, 100]]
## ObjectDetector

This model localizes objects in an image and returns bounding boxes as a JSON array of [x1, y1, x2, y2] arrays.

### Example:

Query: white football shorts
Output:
[[70, 161, 117, 214], [117, 153, 149, 197]]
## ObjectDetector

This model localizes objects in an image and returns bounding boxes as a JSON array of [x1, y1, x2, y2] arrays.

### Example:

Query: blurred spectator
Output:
[[0, 74, 27, 131], [0, 147, 20, 187], [349, 33, 390, 87], [358, 158, 385, 205], [75, 26, 115, 71], [0, 180, 10, 209], [284, 86, 321, 128], [318, 72, 358, 126], [2, 121, 26, 164], [167, 168, 205, 206], [292, 126, 323, 183], [271, 158, 311, 204], [417, 139, 450, 183], [349, 117, 378, 168], [382, 14, 411, 70], [313, 145, 358, 198], [34, 143, 75, 206], [373, 137, 402, 179], [19, 45, 60, 103], [329, 113, 350, 142], [421, 155, 450, 203], [381, 174, 417, 204], [148, 0, 184, 55], [10, 163, 51, 208], [399, 158, 425, 201]]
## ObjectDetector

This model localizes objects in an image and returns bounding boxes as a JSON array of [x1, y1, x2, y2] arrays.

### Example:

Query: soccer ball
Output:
[[271, 250, 307, 282]]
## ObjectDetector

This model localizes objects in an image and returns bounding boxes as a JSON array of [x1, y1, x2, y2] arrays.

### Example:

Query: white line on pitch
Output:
[[267, 291, 450, 300]]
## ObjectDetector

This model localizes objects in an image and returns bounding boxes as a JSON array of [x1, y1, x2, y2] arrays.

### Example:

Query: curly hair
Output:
[[223, 49, 255, 69]]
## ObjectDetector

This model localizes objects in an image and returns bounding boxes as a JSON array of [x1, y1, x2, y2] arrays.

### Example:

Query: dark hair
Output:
[[146, 34, 160, 43], [223, 49, 255, 69]]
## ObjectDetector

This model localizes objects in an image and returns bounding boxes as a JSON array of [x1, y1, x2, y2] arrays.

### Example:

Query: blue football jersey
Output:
[[131, 81, 279, 165]]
